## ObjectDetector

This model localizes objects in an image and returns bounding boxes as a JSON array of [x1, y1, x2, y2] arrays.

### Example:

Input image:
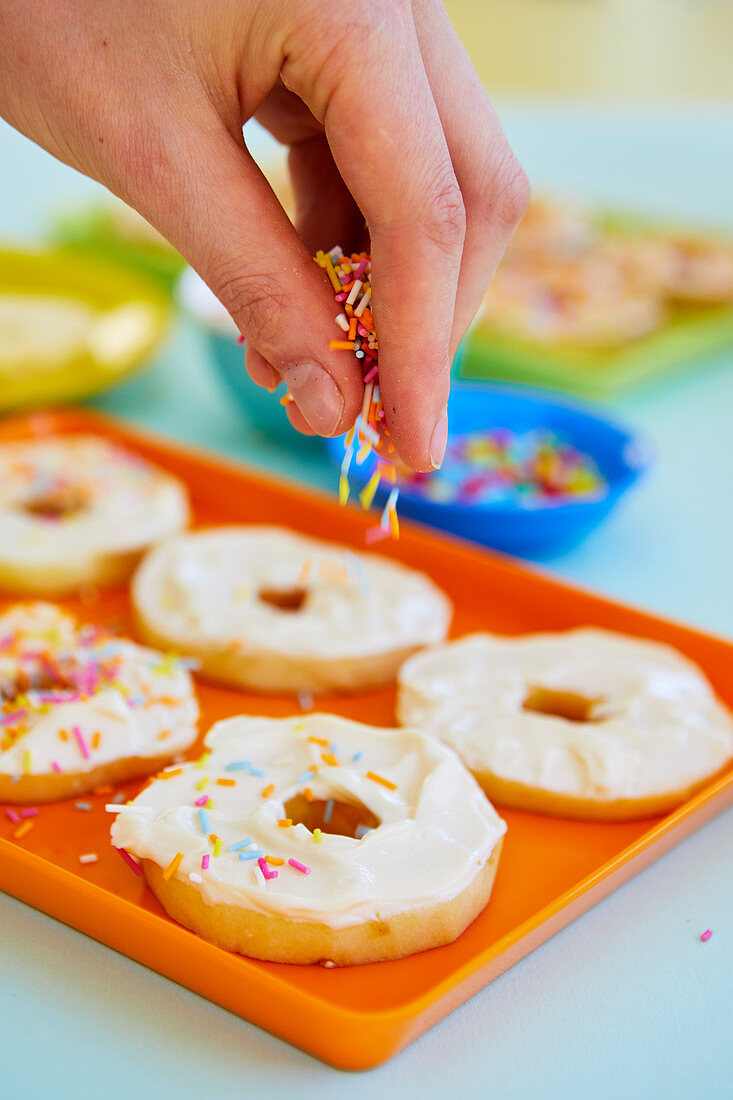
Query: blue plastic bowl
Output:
[[325, 382, 649, 557]]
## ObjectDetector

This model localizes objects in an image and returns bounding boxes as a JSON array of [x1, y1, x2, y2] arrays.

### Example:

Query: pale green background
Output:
[[1, 104, 732, 1097]]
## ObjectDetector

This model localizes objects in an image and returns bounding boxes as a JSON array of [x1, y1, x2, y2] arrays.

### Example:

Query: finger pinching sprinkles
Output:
[[0, 602, 198, 803], [315, 247, 400, 543], [110, 713, 506, 965]]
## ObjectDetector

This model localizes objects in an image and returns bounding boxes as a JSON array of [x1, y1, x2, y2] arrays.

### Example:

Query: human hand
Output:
[[0, 0, 528, 468]]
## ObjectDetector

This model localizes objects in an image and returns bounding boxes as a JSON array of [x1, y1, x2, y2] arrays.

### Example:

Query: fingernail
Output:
[[280, 362, 343, 435], [430, 412, 448, 469]]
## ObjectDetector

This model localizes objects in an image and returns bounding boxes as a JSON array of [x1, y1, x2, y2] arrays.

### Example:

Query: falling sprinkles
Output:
[[314, 246, 400, 543]]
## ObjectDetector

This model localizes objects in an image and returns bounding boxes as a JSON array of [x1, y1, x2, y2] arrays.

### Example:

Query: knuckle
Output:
[[213, 268, 288, 348], [422, 170, 467, 253], [287, 0, 405, 98], [488, 155, 531, 232]]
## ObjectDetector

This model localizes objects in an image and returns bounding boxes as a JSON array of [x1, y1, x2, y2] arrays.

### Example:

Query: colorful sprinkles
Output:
[[314, 246, 400, 543], [113, 723, 403, 893], [396, 427, 607, 508], [0, 613, 188, 788]]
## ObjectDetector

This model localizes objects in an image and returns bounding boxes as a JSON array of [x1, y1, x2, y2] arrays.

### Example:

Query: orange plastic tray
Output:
[[1, 407, 732, 1071]]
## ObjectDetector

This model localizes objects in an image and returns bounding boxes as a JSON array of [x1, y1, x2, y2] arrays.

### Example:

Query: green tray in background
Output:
[[460, 303, 733, 399], [460, 211, 733, 398], [50, 205, 186, 293]]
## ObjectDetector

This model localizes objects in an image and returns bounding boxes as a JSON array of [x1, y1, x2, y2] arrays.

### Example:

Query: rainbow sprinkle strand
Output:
[[314, 246, 399, 542]]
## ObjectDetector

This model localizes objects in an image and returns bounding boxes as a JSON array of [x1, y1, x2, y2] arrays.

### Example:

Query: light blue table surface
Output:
[[1, 104, 732, 1098]]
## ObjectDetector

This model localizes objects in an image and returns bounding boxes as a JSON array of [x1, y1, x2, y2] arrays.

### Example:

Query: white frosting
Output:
[[0, 603, 198, 777], [398, 630, 733, 802], [132, 526, 451, 660], [111, 714, 505, 929], [0, 435, 188, 569]]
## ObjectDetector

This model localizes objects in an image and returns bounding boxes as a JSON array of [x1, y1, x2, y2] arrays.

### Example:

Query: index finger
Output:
[[284, 4, 465, 470]]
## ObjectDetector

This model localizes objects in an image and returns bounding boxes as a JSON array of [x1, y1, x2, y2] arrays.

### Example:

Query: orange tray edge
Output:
[[1, 406, 732, 1071]]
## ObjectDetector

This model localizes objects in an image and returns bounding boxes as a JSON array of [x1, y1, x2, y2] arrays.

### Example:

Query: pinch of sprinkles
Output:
[[316, 247, 401, 543], [116, 847, 143, 876], [366, 770, 398, 791], [162, 852, 184, 881], [79, 853, 98, 865], [700, 929, 713, 942], [289, 859, 311, 875]]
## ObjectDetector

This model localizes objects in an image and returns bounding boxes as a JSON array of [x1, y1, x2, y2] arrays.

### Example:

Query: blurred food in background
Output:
[[50, 198, 186, 291], [396, 426, 608, 509], [462, 196, 733, 397], [0, 246, 170, 410]]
